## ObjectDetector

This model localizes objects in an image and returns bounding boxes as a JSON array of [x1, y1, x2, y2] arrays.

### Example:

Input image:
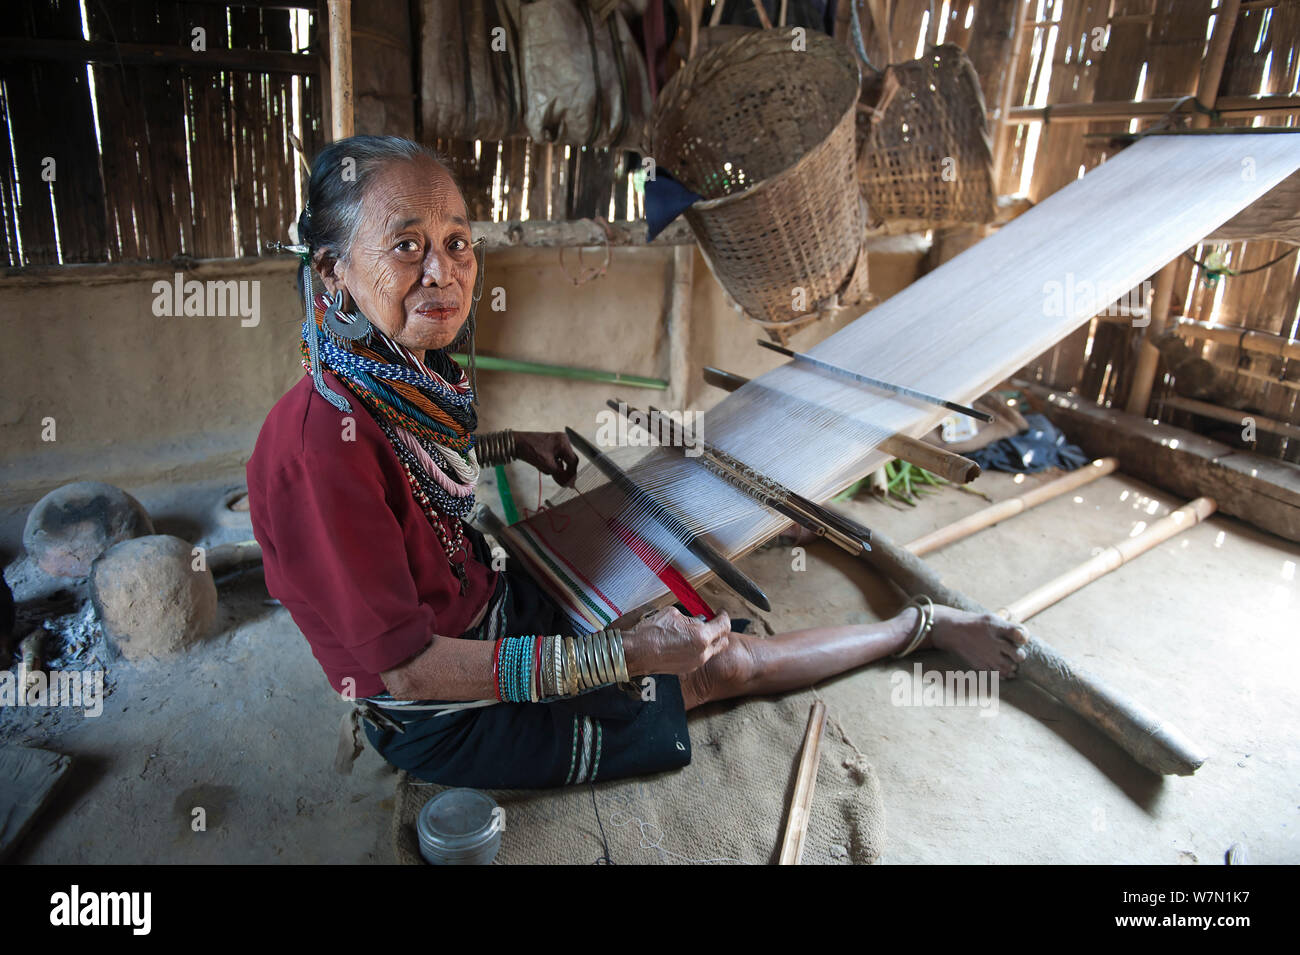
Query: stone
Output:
[[89, 535, 217, 661], [23, 482, 153, 579]]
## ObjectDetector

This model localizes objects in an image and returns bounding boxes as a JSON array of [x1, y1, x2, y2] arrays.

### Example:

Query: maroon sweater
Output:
[[246, 370, 496, 697]]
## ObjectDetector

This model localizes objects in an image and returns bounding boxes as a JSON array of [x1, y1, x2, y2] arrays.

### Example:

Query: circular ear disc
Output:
[[322, 291, 372, 342]]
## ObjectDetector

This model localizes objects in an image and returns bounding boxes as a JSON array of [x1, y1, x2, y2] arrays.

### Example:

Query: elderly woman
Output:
[[248, 135, 1027, 789]]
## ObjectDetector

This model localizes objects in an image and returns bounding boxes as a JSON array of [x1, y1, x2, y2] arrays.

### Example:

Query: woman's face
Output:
[[319, 156, 477, 353]]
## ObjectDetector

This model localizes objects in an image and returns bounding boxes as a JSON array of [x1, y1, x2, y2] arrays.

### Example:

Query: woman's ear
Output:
[[313, 249, 346, 299]]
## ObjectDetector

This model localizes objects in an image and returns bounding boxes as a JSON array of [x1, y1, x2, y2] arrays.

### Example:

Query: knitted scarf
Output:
[[300, 295, 481, 520]]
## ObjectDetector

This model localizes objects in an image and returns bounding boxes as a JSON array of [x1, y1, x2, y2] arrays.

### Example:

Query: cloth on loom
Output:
[[390, 688, 886, 865], [519, 133, 1300, 621], [363, 544, 692, 789], [968, 413, 1089, 474]]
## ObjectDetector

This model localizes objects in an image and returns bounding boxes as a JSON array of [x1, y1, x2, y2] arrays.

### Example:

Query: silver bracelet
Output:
[[476, 430, 517, 467], [893, 595, 934, 658]]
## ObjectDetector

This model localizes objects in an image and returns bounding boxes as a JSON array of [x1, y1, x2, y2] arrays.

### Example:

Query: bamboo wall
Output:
[[982, 0, 1299, 463], [0, 0, 324, 265], [2, 0, 1297, 462]]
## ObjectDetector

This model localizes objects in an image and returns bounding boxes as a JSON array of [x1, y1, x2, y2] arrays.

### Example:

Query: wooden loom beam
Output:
[[857, 524, 1208, 776]]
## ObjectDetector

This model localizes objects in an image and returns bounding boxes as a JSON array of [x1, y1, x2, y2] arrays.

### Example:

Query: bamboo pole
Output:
[[449, 352, 668, 389], [328, 0, 354, 141], [991, 0, 1032, 192], [1172, 317, 1300, 361], [778, 700, 826, 865], [700, 366, 981, 484], [1160, 396, 1300, 441], [1199, 355, 1300, 392], [997, 497, 1217, 623], [1126, 259, 1179, 416], [666, 246, 695, 410], [1006, 93, 1300, 124], [854, 524, 1209, 775], [906, 458, 1118, 556], [1128, 0, 1239, 418]]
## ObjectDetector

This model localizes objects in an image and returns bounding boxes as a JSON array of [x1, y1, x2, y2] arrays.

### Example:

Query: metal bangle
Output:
[[893, 595, 934, 659], [568, 638, 582, 695], [610, 629, 629, 683], [580, 634, 597, 688], [597, 630, 614, 683]]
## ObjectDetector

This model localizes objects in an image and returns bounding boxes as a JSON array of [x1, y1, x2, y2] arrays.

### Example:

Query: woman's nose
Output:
[[422, 252, 450, 285]]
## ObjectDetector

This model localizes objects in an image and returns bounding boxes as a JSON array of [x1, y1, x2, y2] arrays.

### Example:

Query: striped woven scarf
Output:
[[300, 295, 481, 518]]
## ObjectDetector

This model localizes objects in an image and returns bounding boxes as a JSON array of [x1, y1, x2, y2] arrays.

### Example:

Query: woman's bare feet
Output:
[[920, 606, 1029, 677]]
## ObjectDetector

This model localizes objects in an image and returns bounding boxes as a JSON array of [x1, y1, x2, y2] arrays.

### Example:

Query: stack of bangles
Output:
[[476, 429, 517, 467], [492, 629, 630, 703]]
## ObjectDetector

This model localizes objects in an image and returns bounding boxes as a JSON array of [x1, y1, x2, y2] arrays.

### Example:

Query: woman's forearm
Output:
[[380, 635, 497, 701]]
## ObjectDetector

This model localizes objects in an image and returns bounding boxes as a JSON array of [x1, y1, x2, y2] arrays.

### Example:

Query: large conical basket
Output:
[[652, 30, 869, 340]]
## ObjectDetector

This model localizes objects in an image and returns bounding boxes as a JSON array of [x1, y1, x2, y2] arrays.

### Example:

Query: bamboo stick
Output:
[[906, 458, 1118, 556], [1191, 0, 1241, 132], [1199, 355, 1300, 392], [1173, 317, 1300, 361], [997, 497, 1218, 623], [666, 246, 695, 410], [992, 0, 1031, 191], [1006, 93, 1300, 124], [778, 700, 826, 865], [328, 0, 354, 140], [854, 524, 1209, 776], [700, 366, 981, 484], [1160, 396, 1300, 441], [1126, 259, 1179, 416], [449, 353, 668, 389]]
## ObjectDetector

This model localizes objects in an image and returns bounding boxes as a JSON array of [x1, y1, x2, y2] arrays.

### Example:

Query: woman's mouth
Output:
[[415, 304, 459, 321]]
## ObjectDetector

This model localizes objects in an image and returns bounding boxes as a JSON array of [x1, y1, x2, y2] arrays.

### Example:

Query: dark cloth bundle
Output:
[[969, 413, 1090, 474]]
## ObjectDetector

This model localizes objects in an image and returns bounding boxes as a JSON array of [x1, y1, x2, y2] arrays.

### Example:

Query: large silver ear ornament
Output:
[[322, 289, 373, 348]]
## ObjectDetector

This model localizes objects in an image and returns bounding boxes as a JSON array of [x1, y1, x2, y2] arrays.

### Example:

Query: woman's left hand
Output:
[[513, 431, 579, 487]]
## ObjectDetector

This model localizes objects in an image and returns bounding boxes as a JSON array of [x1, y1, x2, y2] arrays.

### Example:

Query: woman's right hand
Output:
[[622, 607, 731, 677]]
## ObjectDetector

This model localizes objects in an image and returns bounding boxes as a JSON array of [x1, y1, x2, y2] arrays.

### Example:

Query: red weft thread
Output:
[[606, 515, 714, 619]]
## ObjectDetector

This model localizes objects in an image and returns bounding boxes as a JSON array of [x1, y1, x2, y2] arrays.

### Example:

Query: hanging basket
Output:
[[652, 29, 870, 339], [856, 38, 997, 230]]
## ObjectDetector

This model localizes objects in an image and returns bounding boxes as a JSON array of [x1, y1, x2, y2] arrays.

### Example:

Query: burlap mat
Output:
[[392, 689, 885, 865]]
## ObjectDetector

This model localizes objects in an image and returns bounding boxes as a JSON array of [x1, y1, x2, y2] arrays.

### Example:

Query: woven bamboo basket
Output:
[[856, 35, 996, 230], [652, 29, 869, 340]]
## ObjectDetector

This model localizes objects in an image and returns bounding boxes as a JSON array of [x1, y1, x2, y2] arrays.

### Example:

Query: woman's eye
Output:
[[449, 238, 468, 252], [395, 239, 421, 254]]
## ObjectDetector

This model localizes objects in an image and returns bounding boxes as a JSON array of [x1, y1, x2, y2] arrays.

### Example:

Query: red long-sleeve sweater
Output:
[[246, 370, 496, 698]]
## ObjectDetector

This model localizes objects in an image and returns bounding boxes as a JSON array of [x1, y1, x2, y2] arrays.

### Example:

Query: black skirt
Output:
[[362, 524, 692, 789]]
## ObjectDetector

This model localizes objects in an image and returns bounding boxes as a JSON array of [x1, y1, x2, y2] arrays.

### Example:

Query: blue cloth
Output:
[[969, 413, 1090, 474], [645, 169, 702, 240]]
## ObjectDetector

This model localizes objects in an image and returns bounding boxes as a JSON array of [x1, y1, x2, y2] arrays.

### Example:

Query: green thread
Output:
[[495, 464, 520, 525]]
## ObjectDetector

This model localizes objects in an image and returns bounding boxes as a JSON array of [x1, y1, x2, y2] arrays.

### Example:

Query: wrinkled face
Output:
[[318, 156, 477, 354]]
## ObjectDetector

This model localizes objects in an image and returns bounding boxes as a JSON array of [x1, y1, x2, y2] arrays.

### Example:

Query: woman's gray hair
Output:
[[296, 135, 458, 265]]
